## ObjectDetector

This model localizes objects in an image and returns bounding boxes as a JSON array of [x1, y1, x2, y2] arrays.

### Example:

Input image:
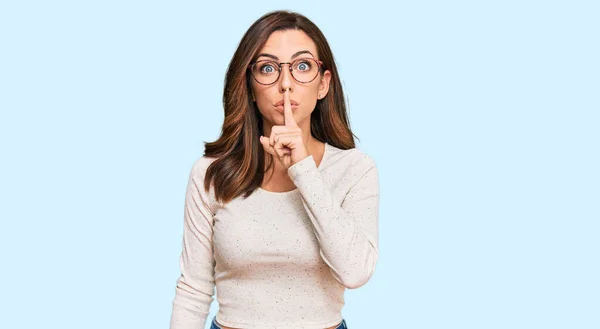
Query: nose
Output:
[[279, 62, 293, 93]]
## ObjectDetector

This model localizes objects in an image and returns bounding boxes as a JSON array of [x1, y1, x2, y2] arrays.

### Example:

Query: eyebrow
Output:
[[256, 50, 315, 61]]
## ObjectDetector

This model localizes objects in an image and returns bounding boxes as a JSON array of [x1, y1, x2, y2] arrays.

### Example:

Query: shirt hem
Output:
[[215, 315, 344, 329]]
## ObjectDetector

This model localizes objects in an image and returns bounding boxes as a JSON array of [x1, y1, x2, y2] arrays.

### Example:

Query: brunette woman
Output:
[[170, 10, 380, 329]]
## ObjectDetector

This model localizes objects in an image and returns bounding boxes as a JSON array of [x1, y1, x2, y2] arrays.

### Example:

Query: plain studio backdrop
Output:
[[0, 1, 598, 328]]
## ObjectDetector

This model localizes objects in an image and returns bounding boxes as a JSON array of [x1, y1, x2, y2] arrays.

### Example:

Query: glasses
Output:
[[248, 58, 324, 85]]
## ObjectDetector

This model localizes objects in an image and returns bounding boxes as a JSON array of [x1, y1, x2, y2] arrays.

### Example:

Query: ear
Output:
[[318, 70, 331, 99]]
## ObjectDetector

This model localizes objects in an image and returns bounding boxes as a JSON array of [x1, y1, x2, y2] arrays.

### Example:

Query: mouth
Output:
[[275, 104, 299, 112], [274, 99, 300, 107]]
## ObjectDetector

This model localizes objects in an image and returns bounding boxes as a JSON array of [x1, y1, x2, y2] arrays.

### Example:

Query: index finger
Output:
[[283, 89, 297, 127]]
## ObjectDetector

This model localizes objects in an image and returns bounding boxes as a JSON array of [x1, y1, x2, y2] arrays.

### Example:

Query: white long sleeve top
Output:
[[170, 142, 380, 329]]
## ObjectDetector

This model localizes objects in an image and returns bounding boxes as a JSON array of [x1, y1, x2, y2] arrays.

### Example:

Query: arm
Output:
[[287, 154, 380, 289], [170, 161, 216, 329]]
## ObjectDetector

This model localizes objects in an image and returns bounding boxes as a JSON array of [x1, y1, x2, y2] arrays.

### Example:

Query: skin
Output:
[[254, 29, 332, 193], [214, 31, 339, 329]]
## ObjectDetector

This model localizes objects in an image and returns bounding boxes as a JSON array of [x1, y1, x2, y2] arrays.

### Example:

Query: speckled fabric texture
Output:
[[170, 142, 380, 329]]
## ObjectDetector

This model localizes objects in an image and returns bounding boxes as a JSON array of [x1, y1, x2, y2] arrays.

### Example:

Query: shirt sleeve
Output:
[[287, 154, 380, 289], [170, 161, 216, 329]]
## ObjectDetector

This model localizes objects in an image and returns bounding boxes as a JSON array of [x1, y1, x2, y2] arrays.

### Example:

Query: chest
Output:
[[212, 191, 324, 271]]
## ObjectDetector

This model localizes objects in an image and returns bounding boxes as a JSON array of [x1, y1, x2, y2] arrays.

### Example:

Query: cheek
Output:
[[301, 99, 318, 114], [252, 90, 268, 109], [254, 93, 278, 118]]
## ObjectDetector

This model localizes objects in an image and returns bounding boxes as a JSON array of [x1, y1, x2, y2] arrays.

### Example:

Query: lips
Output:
[[274, 99, 299, 106], [275, 104, 298, 112]]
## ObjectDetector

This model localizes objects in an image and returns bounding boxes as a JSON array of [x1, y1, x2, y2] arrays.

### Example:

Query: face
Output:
[[250, 29, 331, 127]]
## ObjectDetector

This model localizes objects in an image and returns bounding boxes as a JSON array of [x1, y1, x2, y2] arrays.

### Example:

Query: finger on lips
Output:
[[283, 89, 297, 127], [260, 89, 297, 161]]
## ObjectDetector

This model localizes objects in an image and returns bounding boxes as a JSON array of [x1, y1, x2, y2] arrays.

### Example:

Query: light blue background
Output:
[[1, 1, 598, 328]]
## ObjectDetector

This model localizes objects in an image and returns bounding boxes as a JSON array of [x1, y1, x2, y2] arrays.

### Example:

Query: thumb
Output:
[[259, 135, 275, 155]]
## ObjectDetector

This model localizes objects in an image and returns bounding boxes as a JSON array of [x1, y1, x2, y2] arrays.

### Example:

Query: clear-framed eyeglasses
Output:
[[248, 58, 324, 85]]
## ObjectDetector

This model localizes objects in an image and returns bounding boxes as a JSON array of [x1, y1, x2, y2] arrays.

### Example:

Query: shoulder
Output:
[[323, 143, 379, 195], [189, 155, 219, 180], [187, 155, 221, 211], [326, 143, 377, 174]]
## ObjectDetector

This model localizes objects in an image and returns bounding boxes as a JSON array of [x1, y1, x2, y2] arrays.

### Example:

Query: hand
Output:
[[259, 89, 310, 170]]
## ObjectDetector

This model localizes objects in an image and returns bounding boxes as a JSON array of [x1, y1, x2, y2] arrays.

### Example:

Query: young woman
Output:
[[170, 10, 380, 329]]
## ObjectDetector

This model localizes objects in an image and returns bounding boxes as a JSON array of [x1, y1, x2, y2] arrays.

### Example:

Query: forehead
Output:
[[259, 29, 317, 59]]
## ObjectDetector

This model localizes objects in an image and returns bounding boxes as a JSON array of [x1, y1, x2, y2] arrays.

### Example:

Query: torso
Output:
[[220, 141, 333, 329]]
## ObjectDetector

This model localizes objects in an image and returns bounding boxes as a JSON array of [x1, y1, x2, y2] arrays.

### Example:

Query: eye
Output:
[[294, 60, 313, 71], [258, 62, 277, 74]]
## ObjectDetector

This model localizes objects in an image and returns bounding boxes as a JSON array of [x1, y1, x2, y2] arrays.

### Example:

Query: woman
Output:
[[169, 10, 380, 329]]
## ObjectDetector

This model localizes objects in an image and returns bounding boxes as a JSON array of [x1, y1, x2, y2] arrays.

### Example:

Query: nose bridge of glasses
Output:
[[278, 62, 294, 74], [278, 62, 294, 82]]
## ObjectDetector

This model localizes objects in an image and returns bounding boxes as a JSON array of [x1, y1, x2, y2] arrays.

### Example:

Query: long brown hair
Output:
[[202, 10, 359, 204]]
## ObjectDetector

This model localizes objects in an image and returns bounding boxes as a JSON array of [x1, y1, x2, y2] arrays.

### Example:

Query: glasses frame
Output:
[[247, 58, 325, 85]]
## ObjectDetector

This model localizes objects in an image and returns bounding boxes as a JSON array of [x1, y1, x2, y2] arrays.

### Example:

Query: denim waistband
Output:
[[211, 316, 347, 329]]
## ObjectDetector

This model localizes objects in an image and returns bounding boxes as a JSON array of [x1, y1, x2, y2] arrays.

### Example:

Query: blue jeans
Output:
[[210, 315, 348, 329]]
